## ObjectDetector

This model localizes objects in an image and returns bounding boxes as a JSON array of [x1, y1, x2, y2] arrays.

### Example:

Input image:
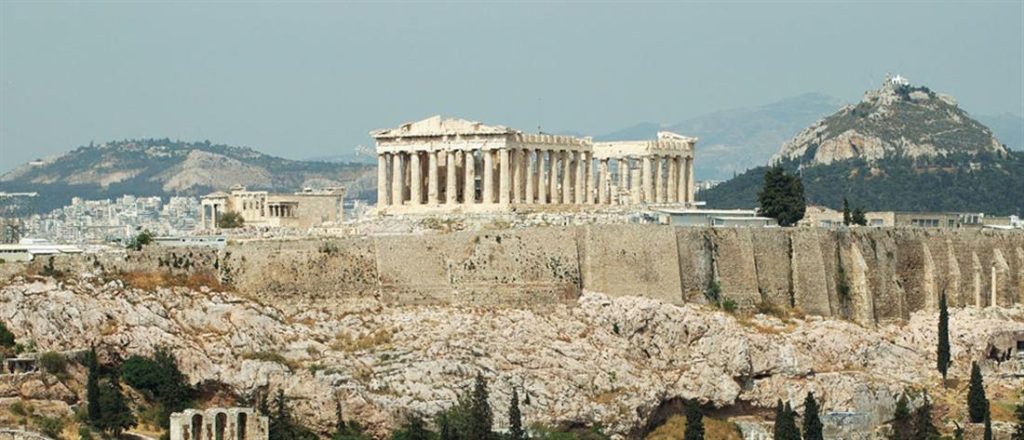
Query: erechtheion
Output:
[[200, 185, 345, 229], [372, 116, 696, 213]]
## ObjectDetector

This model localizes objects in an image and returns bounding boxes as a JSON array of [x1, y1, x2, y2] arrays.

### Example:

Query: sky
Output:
[[1, 1, 1022, 172]]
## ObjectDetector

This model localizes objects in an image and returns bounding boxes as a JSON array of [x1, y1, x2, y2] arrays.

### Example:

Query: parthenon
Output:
[[372, 116, 697, 213]]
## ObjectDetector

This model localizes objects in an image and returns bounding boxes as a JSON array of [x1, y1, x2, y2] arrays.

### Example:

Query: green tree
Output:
[[937, 292, 951, 385], [0, 321, 15, 350], [842, 198, 852, 225], [96, 375, 137, 436], [683, 401, 704, 440], [1012, 397, 1024, 440], [121, 347, 194, 427], [773, 400, 800, 440], [436, 412, 453, 440], [757, 166, 806, 227], [851, 207, 867, 226], [269, 389, 318, 440], [509, 388, 526, 440], [803, 392, 823, 440], [127, 230, 154, 251], [217, 211, 245, 229], [968, 362, 989, 423], [468, 373, 494, 440], [85, 348, 102, 425], [984, 412, 993, 440], [391, 416, 434, 440], [332, 400, 371, 440], [890, 393, 912, 440], [912, 394, 939, 440]]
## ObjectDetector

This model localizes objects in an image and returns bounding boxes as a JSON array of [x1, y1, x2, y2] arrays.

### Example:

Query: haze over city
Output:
[[2, 1, 1022, 172]]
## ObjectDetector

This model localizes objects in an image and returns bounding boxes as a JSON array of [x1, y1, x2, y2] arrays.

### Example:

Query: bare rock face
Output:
[[2, 278, 1023, 438], [773, 78, 1007, 167], [158, 150, 274, 192]]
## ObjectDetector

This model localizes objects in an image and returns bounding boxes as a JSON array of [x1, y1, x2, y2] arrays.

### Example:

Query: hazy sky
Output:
[[2, 1, 1022, 172]]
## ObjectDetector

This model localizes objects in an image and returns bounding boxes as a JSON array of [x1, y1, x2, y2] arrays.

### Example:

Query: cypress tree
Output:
[[802, 392, 823, 440], [508, 388, 525, 440], [890, 393, 912, 440], [843, 198, 852, 225], [984, 412, 993, 440], [468, 373, 493, 440], [84, 347, 102, 425], [968, 362, 989, 423], [773, 400, 787, 440], [1013, 398, 1024, 440], [683, 401, 704, 440], [912, 394, 939, 440], [97, 374, 137, 436], [437, 412, 453, 440], [937, 292, 951, 385], [779, 402, 801, 440]]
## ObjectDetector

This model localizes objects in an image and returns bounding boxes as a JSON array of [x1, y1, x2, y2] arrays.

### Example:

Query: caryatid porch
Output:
[[371, 116, 697, 213]]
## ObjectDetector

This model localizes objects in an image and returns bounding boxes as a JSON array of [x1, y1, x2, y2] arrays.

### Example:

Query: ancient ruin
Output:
[[169, 407, 268, 440], [371, 116, 697, 213], [199, 185, 345, 229]]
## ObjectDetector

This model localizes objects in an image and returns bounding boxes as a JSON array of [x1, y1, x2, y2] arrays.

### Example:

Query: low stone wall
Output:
[[0, 430, 53, 440], [20, 226, 1024, 322]]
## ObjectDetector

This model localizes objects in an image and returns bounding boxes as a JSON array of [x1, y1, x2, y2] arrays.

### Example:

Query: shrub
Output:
[[721, 298, 738, 313], [38, 351, 68, 376], [217, 211, 244, 229], [0, 321, 15, 349], [34, 416, 64, 439]]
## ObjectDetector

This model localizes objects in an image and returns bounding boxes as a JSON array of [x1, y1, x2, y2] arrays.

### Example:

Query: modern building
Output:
[[799, 206, 894, 227], [371, 116, 697, 213], [199, 185, 345, 230], [657, 208, 775, 227]]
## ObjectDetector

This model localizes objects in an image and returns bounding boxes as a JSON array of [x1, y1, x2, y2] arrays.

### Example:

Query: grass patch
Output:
[[331, 328, 394, 352], [241, 350, 298, 371]]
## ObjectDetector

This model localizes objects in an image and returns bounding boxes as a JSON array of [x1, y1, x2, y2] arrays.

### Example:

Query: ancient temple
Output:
[[371, 116, 696, 213]]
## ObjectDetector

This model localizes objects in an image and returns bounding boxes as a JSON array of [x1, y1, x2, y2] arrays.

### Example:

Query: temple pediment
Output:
[[370, 115, 518, 139]]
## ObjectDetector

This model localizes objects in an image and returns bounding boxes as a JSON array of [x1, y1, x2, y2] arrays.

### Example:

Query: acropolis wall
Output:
[[27, 227, 1024, 324]]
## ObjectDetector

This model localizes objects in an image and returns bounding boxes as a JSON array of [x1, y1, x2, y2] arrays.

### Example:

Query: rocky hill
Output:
[[2, 276, 1022, 439], [773, 78, 1008, 166], [0, 139, 376, 214], [700, 79, 1024, 215]]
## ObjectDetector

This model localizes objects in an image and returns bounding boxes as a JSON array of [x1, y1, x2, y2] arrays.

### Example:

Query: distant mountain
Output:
[[0, 138, 375, 215], [597, 93, 843, 180], [700, 79, 1023, 216], [977, 113, 1024, 151]]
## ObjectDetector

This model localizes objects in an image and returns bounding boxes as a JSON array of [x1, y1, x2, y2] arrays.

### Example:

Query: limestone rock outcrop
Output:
[[2, 277, 1022, 438]]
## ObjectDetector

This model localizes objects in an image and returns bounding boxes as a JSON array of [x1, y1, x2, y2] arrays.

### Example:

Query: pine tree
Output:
[[968, 362, 989, 423], [84, 347, 102, 425], [392, 416, 432, 440], [803, 392, 823, 440], [937, 292, 951, 385], [984, 412, 993, 440], [843, 198, 852, 225], [683, 401, 704, 440], [890, 393, 912, 440], [97, 375, 137, 436], [757, 167, 806, 227], [508, 388, 525, 440], [773, 401, 800, 440], [1012, 398, 1024, 440], [468, 373, 493, 440], [912, 394, 939, 440]]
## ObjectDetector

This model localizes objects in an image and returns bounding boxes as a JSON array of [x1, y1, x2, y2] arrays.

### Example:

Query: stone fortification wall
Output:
[[25, 226, 1024, 322]]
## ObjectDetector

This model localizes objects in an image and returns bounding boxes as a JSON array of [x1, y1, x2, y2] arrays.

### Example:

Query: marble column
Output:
[[598, 159, 608, 205], [574, 152, 584, 204], [537, 150, 548, 204], [525, 149, 535, 204], [655, 156, 665, 204], [499, 149, 511, 205], [687, 157, 695, 204], [550, 151, 561, 204], [483, 150, 494, 203], [677, 156, 687, 204], [668, 156, 678, 203], [377, 154, 389, 207], [428, 151, 439, 204], [617, 158, 628, 205], [584, 152, 595, 204], [464, 151, 476, 205], [562, 150, 573, 204], [446, 151, 457, 205], [512, 149, 523, 204], [641, 156, 653, 204], [410, 152, 423, 205], [630, 163, 642, 204], [392, 152, 404, 205]]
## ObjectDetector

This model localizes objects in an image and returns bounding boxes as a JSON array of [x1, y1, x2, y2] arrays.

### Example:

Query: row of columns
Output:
[[377, 149, 694, 207]]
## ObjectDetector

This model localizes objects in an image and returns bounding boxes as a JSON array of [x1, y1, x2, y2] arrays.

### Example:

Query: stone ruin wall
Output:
[[24, 226, 1024, 323]]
